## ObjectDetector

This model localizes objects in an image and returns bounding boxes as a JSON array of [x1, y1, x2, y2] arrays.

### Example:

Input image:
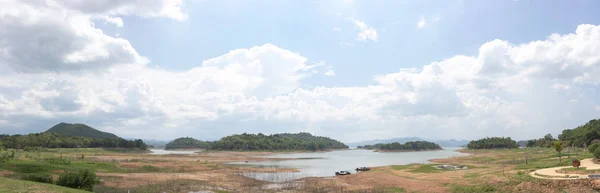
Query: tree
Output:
[[553, 141, 563, 162], [589, 143, 600, 154]]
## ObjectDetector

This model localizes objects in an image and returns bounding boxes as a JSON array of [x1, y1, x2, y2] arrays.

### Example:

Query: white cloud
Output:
[[0, 0, 185, 74], [1, 0, 599, 143], [417, 17, 426, 29], [333, 27, 341, 32], [352, 19, 378, 42], [324, 70, 336, 76], [51, 0, 187, 20], [340, 41, 354, 46]]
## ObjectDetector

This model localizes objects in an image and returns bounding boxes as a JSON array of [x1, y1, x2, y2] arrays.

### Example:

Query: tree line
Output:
[[357, 141, 442, 151], [467, 137, 518, 149], [165, 132, 349, 151], [0, 132, 147, 149]]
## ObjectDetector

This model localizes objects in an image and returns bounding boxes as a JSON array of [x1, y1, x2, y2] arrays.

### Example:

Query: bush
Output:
[[56, 169, 99, 191], [0, 149, 15, 163], [589, 143, 600, 154], [594, 148, 600, 159], [22, 174, 54, 184], [44, 157, 71, 165], [24, 147, 47, 152], [140, 165, 160, 172]]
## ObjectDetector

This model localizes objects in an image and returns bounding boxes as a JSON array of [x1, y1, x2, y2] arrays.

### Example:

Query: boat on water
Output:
[[355, 167, 370, 172], [335, 171, 351, 176]]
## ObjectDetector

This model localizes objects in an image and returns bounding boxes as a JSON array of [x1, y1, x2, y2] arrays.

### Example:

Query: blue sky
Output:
[[108, 0, 600, 88], [1, 0, 600, 142]]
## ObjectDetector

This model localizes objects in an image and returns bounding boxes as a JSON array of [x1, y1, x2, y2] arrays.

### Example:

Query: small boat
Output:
[[335, 171, 351, 176], [356, 167, 371, 172]]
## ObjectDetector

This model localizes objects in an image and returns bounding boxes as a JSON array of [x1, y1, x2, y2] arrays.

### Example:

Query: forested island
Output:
[[467, 137, 518, 149], [165, 132, 348, 151], [165, 137, 212, 149], [0, 123, 147, 150], [357, 141, 442, 151]]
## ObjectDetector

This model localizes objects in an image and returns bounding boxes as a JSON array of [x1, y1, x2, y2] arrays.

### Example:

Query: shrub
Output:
[[44, 157, 71, 165], [0, 149, 15, 163], [22, 174, 54, 184], [24, 147, 47, 152], [140, 165, 160, 172], [594, 148, 600, 159], [589, 143, 600, 154], [56, 169, 99, 191]]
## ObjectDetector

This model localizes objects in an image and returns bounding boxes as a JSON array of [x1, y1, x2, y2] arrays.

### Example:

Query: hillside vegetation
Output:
[[0, 132, 147, 149], [0, 123, 146, 149], [165, 137, 212, 149], [46, 123, 118, 139], [211, 132, 348, 151], [558, 119, 600, 147], [357, 141, 442, 151], [467, 137, 518, 149]]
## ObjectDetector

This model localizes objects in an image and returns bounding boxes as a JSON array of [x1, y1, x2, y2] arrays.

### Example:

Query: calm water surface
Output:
[[148, 149, 198, 155], [232, 147, 466, 182]]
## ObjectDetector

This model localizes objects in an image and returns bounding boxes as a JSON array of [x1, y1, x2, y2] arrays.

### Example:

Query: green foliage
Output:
[[467, 137, 518, 149], [139, 165, 161, 172], [357, 141, 442, 151], [211, 132, 348, 151], [0, 132, 146, 150], [525, 133, 555, 148], [56, 169, 99, 191], [24, 146, 47, 152], [165, 137, 212, 149], [0, 149, 15, 163], [21, 174, 54, 184], [594, 147, 600, 159], [553, 141, 563, 153], [45, 122, 118, 139], [44, 157, 71, 165], [558, 118, 600, 147], [588, 143, 600, 153]]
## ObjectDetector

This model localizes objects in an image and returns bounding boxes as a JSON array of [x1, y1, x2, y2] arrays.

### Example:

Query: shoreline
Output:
[[372, 148, 445, 153]]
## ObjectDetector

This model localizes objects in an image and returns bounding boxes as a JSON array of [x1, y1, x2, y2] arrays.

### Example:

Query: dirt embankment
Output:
[[0, 170, 14, 177]]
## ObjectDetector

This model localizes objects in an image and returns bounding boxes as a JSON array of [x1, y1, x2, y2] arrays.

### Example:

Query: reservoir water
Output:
[[232, 147, 466, 182], [148, 149, 198, 155]]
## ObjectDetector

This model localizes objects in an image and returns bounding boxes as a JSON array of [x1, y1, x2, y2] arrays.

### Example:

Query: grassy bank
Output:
[[0, 177, 88, 193]]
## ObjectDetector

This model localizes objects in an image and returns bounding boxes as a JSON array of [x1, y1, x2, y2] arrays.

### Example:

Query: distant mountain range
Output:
[[45, 122, 119, 139], [347, 137, 469, 148]]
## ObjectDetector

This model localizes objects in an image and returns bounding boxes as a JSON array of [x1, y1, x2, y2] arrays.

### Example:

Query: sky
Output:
[[0, 0, 599, 143]]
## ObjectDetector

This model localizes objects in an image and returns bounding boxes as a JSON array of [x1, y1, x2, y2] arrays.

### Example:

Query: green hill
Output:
[[165, 137, 213, 149], [45, 123, 118, 139]]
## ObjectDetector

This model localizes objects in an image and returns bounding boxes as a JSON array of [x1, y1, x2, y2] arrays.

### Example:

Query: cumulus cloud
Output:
[[0, 0, 185, 73], [1, 1, 599, 142], [324, 70, 336, 77], [352, 19, 378, 42]]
